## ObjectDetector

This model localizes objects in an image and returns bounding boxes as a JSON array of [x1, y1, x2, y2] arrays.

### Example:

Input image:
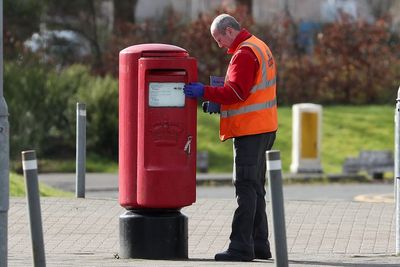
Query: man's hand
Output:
[[184, 82, 204, 98], [202, 101, 220, 114]]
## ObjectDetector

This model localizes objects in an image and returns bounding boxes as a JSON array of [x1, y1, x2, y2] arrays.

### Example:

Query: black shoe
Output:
[[215, 249, 254, 262], [255, 250, 272, 260]]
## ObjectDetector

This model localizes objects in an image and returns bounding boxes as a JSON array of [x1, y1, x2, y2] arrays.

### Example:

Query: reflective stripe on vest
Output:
[[221, 97, 277, 118], [239, 41, 276, 93]]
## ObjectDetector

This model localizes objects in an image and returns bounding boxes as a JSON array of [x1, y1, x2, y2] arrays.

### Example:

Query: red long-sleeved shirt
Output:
[[203, 29, 259, 105]]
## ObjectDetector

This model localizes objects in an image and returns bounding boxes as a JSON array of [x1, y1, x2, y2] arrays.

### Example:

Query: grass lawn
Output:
[[12, 105, 394, 175], [11, 154, 119, 174], [198, 105, 395, 173], [10, 172, 73, 197]]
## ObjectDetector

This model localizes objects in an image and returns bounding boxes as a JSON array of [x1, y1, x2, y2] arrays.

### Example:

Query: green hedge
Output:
[[4, 62, 118, 160]]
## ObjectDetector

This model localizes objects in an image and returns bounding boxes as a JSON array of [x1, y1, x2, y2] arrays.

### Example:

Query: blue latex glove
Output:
[[183, 82, 204, 98], [202, 101, 220, 114]]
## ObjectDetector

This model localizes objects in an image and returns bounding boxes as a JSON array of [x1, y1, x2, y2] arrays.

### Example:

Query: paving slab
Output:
[[7, 197, 399, 266]]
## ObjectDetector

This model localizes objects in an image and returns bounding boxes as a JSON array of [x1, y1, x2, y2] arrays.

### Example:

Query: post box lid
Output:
[[120, 43, 188, 58]]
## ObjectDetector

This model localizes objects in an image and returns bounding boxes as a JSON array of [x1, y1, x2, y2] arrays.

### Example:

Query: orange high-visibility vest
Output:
[[220, 35, 278, 141]]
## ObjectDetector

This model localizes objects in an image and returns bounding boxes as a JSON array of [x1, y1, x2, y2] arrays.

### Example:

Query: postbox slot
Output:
[[142, 51, 188, 58], [148, 70, 187, 76]]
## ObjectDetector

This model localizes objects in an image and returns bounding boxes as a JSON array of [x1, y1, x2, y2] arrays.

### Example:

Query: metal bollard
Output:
[[266, 150, 288, 267], [0, 2, 10, 266], [197, 151, 209, 173], [395, 86, 400, 256], [76, 103, 86, 198], [22, 150, 46, 267]]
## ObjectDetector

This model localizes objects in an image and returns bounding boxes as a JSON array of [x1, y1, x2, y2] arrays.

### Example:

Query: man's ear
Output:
[[225, 27, 238, 39], [225, 27, 233, 36]]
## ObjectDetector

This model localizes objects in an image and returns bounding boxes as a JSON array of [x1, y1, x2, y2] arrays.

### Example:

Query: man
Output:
[[184, 14, 277, 262]]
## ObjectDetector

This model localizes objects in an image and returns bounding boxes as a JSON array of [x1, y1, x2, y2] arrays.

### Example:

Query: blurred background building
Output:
[[133, 0, 400, 28]]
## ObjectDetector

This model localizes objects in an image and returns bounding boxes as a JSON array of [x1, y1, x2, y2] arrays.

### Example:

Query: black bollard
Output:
[[266, 150, 288, 267], [22, 150, 46, 267]]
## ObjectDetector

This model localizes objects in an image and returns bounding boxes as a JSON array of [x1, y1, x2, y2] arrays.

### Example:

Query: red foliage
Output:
[[101, 5, 400, 104]]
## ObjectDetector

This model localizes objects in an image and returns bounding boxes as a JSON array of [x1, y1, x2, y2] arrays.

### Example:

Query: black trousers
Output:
[[228, 131, 276, 256]]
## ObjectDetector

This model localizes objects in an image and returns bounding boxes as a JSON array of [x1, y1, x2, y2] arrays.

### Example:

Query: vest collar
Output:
[[227, 28, 252, 54]]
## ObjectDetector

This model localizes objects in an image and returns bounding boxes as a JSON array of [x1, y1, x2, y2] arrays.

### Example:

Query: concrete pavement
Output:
[[8, 172, 398, 266], [8, 196, 399, 266]]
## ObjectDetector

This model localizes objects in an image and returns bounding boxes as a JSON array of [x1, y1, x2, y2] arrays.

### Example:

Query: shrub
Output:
[[5, 61, 58, 158], [74, 72, 118, 158], [106, 7, 400, 105], [257, 15, 400, 105], [314, 17, 400, 104], [4, 62, 118, 160], [4, 5, 400, 165]]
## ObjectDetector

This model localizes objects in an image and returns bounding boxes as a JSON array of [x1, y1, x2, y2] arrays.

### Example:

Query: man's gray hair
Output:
[[211, 14, 241, 35]]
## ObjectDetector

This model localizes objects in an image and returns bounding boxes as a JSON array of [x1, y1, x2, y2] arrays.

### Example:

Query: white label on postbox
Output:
[[149, 82, 185, 107]]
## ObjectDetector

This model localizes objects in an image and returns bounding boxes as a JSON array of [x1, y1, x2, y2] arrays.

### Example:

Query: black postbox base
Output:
[[119, 209, 188, 259]]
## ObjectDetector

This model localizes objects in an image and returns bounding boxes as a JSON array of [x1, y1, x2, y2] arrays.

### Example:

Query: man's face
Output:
[[211, 27, 235, 49]]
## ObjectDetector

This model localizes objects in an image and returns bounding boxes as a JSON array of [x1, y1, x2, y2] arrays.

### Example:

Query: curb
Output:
[[354, 193, 395, 203], [196, 172, 370, 185]]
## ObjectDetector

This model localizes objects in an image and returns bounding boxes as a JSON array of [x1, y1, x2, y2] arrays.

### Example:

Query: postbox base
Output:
[[119, 209, 188, 259]]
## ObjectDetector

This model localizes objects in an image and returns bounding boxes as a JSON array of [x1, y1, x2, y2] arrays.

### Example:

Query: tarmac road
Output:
[[38, 172, 395, 202]]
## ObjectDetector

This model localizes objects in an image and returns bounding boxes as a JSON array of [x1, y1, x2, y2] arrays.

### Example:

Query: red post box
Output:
[[118, 44, 197, 259], [119, 44, 197, 209]]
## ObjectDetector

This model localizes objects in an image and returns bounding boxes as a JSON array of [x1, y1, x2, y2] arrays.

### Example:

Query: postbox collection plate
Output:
[[149, 82, 185, 107]]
